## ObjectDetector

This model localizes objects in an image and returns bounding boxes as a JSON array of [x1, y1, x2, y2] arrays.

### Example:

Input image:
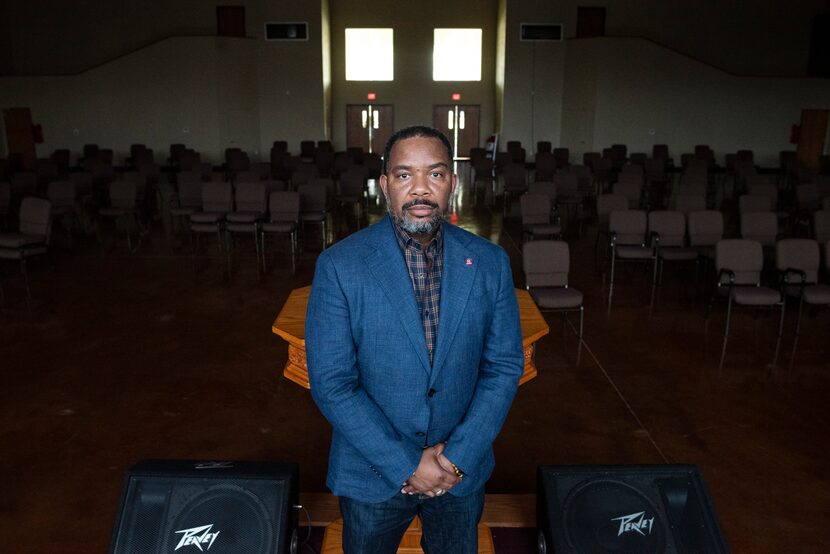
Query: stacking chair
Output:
[[170, 179, 203, 238], [520, 193, 561, 242], [226, 181, 267, 275], [648, 210, 699, 308], [776, 239, 830, 368], [594, 194, 628, 271], [606, 210, 653, 314], [190, 181, 232, 268], [471, 156, 494, 202], [738, 194, 773, 216], [0, 197, 52, 314], [613, 179, 643, 209], [740, 211, 778, 261], [297, 182, 328, 251], [47, 180, 76, 245], [688, 210, 725, 288], [534, 152, 557, 182], [337, 169, 367, 228], [261, 191, 300, 274], [707, 239, 784, 371], [291, 162, 318, 188], [99, 181, 138, 251], [502, 163, 528, 216], [523, 240, 584, 365], [673, 194, 706, 216]]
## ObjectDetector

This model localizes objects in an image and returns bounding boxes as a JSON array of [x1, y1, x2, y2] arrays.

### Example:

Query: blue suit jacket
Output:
[[305, 216, 524, 501]]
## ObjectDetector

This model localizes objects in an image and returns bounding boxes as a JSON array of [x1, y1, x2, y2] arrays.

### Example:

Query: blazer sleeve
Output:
[[441, 248, 524, 476], [306, 251, 423, 488]]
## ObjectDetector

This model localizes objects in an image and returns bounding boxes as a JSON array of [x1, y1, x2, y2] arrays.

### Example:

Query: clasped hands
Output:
[[401, 443, 461, 497]]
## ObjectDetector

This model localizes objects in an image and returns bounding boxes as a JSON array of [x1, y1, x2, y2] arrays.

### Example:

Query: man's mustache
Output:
[[402, 199, 439, 210]]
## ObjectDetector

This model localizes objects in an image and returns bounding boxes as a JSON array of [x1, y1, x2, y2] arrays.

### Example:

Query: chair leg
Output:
[[607, 247, 616, 316], [771, 298, 786, 369], [718, 295, 734, 373], [291, 230, 297, 274], [650, 256, 660, 313], [576, 305, 584, 367]]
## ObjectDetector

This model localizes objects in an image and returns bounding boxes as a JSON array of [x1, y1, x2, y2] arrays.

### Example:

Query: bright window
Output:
[[433, 28, 482, 81], [345, 28, 394, 81]]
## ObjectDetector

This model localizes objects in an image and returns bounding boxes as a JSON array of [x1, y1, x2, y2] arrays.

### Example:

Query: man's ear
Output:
[[379, 174, 389, 197]]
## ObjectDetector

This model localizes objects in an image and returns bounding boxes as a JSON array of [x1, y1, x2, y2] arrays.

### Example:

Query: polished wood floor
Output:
[[2, 169, 829, 553]]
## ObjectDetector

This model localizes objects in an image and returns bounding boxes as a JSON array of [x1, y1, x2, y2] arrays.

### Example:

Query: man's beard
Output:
[[385, 195, 444, 235]]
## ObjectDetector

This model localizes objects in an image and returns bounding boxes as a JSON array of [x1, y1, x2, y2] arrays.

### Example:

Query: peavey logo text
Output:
[[611, 511, 655, 537], [174, 524, 220, 551]]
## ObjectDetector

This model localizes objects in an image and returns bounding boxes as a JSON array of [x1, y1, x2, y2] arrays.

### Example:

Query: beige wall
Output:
[[0, 37, 259, 164], [560, 37, 830, 167], [256, 0, 327, 152], [500, 0, 566, 156], [328, 0, 498, 151]]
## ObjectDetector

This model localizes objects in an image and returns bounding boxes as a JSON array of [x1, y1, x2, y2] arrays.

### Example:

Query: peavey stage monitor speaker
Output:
[[537, 465, 729, 554], [109, 459, 299, 554]]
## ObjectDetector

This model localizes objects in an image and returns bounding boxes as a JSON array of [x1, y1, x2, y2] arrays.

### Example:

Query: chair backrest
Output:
[[648, 210, 686, 247], [523, 240, 569, 288], [644, 157, 666, 180], [201, 181, 232, 213], [234, 181, 266, 213], [652, 144, 669, 160], [740, 211, 777, 246], [292, 163, 318, 186], [503, 163, 527, 186], [553, 173, 578, 196], [746, 182, 778, 209], [177, 180, 203, 209], [609, 209, 647, 245], [297, 183, 327, 212], [339, 171, 365, 196], [235, 170, 260, 184], [796, 183, 819, 211], [109, 181, 136, 209], [814, 209, 830, 243], [520, 193, 551, 226], [177, 170, 202, 187], [776, 239, 819, 284], [250, 162, 273, 180], [673, 194, 706, 215], [528, 181, 557, 204], [19, 197, 52, 238], [612, 180, 641, 208], [268, 191, 300, 223], [716, 239, 763, 285], [47, 180, 75, 208], [619, 164, 643, 182], [534, 152, 556, 181], [596, 194, 628, 224], [688, 210, 724, 247], [11, 172, 37, 195], [738, 194, 772, 215]]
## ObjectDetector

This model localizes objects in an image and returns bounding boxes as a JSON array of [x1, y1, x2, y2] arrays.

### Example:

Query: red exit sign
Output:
[[367, 92, 376, 100], [452, 93, 461, 101]]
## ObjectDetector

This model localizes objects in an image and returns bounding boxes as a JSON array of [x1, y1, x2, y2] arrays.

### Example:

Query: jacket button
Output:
[[415, 431, 425, 437], [428, 388, 436, 397]]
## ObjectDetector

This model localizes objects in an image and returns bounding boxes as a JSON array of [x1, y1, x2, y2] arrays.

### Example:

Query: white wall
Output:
[[561, 37, 830, 166]]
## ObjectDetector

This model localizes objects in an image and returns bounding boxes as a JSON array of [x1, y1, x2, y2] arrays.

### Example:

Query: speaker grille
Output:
[[563, 479, 666, 553], [113, 476, 286, 554]]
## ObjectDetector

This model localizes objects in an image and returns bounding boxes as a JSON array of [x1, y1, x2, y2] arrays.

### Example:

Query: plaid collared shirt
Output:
[[393, 221, 444, 365]]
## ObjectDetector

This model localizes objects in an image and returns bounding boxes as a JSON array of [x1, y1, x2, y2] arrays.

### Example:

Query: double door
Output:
[[346, 104, 394, 154], [433, 105, 480, 160]]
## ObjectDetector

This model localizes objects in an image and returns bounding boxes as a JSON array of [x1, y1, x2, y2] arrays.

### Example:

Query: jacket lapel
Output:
[[366, 217, 432, 375], [430, 224, 477, 382]]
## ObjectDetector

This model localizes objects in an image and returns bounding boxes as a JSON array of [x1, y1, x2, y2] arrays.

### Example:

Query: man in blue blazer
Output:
[[306, 126, 524, 553]]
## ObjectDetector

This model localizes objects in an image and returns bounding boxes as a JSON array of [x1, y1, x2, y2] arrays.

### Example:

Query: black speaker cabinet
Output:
[[537, 465, 729, 554], [109, 459, 299, 554]]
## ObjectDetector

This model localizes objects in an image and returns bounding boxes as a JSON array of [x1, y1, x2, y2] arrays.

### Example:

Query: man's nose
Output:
[[410, 170, 431, 194]]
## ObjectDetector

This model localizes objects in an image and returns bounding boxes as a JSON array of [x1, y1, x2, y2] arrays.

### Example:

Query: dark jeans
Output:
[[339, 487, 485, 554]]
